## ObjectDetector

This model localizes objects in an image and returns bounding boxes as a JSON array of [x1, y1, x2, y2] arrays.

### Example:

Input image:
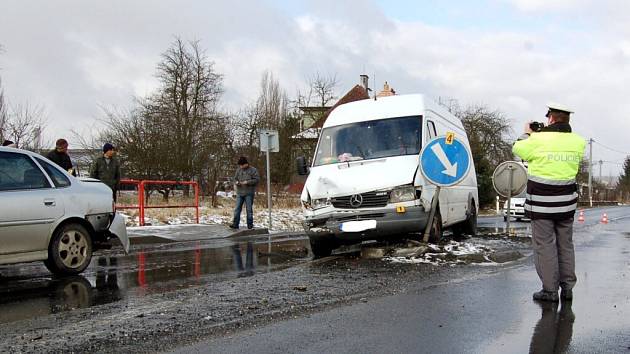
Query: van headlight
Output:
[[389, 185, 416, 203], [309, 198, 331, 210]]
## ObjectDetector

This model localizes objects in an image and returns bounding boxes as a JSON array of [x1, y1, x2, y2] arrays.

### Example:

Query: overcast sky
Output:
[[1, 0, 629, 175]]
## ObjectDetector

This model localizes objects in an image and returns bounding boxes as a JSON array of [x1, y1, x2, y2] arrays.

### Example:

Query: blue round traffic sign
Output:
[[420, 135, 472, 187]]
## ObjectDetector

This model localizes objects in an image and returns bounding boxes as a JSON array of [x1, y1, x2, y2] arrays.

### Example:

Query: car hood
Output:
[[78, 177, 102, 183], [304, 155, 418, 199]]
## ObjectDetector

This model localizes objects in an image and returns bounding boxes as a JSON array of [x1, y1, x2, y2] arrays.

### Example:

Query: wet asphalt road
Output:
[[173, 206, 630, 354], [0, 206, 628, 353]]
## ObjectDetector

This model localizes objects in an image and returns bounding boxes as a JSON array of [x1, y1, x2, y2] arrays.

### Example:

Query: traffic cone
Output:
[[577, 210, 585, 223], [601, 213, 609, 224]]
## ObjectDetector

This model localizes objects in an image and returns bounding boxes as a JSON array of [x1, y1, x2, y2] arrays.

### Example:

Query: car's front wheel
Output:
[[45, 223, 93, 275]]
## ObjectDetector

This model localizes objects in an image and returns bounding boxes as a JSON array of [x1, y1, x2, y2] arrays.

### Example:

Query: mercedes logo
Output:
[[349, 194, 363, 208]]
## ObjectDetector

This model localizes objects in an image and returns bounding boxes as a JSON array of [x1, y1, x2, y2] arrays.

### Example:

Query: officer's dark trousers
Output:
[[531, 218, 576, 292]]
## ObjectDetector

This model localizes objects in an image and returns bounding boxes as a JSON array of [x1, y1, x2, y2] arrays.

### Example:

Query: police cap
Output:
[[546, 103, 573, 117]]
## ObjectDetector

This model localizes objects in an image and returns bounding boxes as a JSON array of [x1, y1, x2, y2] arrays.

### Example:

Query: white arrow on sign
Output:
[[430, 143, 458, 177]]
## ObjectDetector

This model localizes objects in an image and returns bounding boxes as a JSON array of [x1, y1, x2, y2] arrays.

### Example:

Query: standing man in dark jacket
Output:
[[46, 138, 76, 176], [229, 156, 260, 230], [90, 143, 121, 201]]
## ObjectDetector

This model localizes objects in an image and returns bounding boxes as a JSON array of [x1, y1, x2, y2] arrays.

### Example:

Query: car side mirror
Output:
[[296, 156, 309, 175]]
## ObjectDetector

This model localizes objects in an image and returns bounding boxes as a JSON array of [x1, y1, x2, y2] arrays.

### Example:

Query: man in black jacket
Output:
[[46, 138, 77, 176], [90, 143, 121, 201]]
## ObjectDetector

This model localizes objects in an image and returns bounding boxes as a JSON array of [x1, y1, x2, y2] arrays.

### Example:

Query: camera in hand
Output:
[[529, 121, 545, 132]]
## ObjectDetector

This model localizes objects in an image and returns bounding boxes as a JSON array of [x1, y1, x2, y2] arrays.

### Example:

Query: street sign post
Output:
[[259, 130, 279, 239], [492, 161, 527, 235], [419, 134, 472, 242]]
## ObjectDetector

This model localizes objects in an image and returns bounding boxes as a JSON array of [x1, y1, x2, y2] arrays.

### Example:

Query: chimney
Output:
[[360, 74, 369, 91]]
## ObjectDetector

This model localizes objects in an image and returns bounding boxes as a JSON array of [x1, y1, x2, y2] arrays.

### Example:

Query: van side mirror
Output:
[[296, 156, 309, 175]]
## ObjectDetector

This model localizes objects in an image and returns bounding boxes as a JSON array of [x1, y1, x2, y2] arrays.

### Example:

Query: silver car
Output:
[[0, 146, 129, 275]]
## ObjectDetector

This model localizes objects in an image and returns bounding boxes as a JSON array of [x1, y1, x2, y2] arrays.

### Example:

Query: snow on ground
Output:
[[384, 240, 495, 266], [120, 208, 304, 231]]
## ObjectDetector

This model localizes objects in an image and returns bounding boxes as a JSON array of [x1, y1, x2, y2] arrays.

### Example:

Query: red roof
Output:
[[311, 85, 370, 128]]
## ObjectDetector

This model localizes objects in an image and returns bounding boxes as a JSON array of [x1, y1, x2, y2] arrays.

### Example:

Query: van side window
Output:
[[0, 152, 52, 191], [427, 121, 437, 139]]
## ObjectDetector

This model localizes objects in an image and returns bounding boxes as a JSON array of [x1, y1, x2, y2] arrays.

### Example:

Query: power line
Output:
[[592, 139, 630, 155], [600, 160, 624, 166]]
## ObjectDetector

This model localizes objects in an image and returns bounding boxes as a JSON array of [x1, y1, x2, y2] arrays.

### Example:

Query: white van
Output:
[[298, 94, 478, 257]]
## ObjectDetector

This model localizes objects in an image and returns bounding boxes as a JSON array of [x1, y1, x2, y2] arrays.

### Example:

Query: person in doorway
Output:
[[229, 156, 260, 230], [512, 104, 586, 302], [46, 138, 77, 176], [90, 143, 121, 201]]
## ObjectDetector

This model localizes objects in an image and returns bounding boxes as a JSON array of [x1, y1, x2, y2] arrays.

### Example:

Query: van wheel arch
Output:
[[452, 197, 477, 238]]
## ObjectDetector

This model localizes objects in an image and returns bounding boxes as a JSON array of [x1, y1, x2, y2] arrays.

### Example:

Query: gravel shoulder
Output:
[[0, 236, 531, 353]]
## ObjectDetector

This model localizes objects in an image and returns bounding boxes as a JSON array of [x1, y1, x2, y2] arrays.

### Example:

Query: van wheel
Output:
[[310, 238, 336, 259], [428, 211, 442, 243], [45, 223, 93, 275]]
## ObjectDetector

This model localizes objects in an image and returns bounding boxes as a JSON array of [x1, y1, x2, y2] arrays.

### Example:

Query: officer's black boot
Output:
[[533, 289, 559, 302]]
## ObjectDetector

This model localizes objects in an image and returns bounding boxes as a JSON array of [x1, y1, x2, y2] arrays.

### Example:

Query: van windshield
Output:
[[314, 116, 422, 166]]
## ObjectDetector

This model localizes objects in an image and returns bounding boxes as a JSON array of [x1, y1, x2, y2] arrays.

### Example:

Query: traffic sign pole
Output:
[[506, 165, 513, 235], [492, 161, 527, 237], [259, 129, 279, 255]]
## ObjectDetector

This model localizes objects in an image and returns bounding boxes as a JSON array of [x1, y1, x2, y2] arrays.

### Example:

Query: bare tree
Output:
[[5, 102, 46, 150], [310, 72, 338, 107], [296, 72, 338, 108], [0, 44, 8, 141], [101, 38, 231, 203], [232, 71, 303, 194], [0, 77, 7, 141], [448, 103, 514, 207]]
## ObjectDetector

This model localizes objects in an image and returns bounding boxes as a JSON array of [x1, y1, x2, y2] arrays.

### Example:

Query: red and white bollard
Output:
[[600, 213, 609, 224]]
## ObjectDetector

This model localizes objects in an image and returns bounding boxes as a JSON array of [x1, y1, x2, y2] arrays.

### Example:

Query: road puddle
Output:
[[0, 238, 309, 324]]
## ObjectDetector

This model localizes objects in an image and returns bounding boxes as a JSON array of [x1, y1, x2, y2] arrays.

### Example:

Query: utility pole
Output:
[[588, 138, 593, 207]]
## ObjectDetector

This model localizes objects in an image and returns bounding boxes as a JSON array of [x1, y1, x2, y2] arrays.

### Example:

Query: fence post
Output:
[[139, 181, 146, 226], [194, 182, 200, 224]]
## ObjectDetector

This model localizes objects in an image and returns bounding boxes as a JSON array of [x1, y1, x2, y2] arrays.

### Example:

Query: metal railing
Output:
[[116, 179, 200, 226]]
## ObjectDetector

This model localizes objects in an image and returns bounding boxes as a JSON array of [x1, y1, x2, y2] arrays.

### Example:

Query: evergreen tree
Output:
[[618, 156, 630, 201]]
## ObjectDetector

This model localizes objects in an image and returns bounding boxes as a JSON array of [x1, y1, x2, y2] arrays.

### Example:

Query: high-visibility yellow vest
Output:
[[513, 132, 586, 181], [513, 129, 586, 220]]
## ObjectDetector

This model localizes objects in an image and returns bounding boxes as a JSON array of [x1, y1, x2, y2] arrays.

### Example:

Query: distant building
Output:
[[375, 81, 396, 98], [68, 148, 101, 177]]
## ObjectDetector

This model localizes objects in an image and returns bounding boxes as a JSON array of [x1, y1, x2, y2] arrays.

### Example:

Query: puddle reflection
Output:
[[529, 301, 575, 353], [0, 239, 308, 324], [0, 256, 123, 324], [232, 242, 255, 277]]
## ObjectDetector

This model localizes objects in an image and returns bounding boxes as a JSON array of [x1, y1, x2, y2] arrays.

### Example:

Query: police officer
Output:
[[513, 104, 586, 302]]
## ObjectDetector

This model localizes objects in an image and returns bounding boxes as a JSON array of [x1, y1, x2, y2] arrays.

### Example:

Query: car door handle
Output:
[[44, 199, 56, 206]]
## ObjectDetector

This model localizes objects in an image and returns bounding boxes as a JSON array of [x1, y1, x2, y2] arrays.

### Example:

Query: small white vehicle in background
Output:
[[502, 191, 527, 221], [0, 147, 129, 275]]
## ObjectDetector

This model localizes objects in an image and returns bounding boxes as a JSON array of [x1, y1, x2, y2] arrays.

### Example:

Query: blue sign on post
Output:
[[420, 135, 471, 187]]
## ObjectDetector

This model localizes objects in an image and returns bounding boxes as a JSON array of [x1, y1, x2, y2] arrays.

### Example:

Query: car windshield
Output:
[[314, 116, 422, 166]]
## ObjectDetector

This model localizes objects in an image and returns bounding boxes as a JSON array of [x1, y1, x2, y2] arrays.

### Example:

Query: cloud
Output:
[[502, 0, 592, 12], [1, 1, 630, 174]]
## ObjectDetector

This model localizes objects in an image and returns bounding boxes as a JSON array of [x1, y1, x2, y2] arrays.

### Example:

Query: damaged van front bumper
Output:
[[303, 206, 429, 242]]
